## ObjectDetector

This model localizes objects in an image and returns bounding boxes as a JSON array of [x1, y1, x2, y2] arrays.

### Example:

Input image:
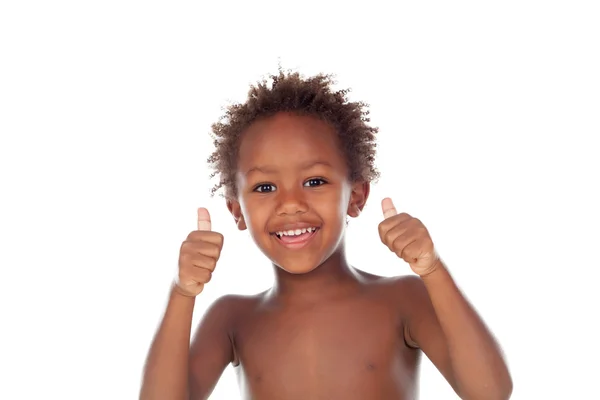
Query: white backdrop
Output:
[[1, 1, 599, 399]]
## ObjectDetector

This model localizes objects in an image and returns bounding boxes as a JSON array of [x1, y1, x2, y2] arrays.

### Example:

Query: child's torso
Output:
[[229, 278, 421, 400]]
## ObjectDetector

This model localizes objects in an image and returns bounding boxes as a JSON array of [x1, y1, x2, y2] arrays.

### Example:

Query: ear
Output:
[[226, 198, 247, 230], [347, 181, 370, 218]]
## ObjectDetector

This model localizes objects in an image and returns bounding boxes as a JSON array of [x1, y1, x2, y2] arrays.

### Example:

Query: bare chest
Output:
[[232, 300, 419, 399]]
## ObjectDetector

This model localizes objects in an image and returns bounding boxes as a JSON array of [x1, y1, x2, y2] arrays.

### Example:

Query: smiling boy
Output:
[[140, 71, 512, 399]]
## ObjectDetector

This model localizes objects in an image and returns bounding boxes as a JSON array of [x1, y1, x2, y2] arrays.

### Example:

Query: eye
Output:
[[304, 178, 327, 187], [254, 183, 276, 193]]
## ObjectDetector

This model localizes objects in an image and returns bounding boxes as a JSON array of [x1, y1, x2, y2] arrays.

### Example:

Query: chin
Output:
[[273, 257, 323, 275], [280, 264, 319, 275]]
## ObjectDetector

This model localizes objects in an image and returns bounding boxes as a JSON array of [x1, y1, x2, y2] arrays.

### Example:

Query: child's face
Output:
[[229, 112, 368, 274]]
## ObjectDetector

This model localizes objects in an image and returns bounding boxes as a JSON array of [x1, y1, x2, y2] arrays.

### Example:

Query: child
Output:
[[140, 70, 512, 399]]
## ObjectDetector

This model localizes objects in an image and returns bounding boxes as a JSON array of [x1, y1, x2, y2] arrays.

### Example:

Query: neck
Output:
[[268, 244, 361, 305]]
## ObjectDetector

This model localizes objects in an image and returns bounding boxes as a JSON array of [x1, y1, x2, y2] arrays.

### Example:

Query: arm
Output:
[[140, 285, 196, 400], [188, 295, 236, 399], [140, 288, 234, 400], [404, 265, 513, 400], [378, 198, 512, 398]]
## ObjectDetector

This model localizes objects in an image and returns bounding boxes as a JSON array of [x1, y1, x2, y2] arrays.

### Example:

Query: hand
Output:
[[175, 208, 224, 297], [378, 198, 440, 277]]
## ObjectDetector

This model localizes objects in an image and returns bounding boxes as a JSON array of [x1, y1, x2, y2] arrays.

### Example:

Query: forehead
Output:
[[237, 112, 347, 172]]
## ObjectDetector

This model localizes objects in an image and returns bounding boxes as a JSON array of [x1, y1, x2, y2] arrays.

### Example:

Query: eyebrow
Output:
[[245, 160, 333, 176]]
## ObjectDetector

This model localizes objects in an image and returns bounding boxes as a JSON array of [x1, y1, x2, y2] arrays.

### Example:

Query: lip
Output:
[[271, 227, 320, 250]]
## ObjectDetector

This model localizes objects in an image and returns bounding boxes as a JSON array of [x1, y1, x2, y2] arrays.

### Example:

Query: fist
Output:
[[175, 208, 224, 297], [378, 198, 440, 277]]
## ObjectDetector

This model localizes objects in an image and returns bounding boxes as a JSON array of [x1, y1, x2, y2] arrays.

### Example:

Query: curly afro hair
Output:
[[207, 69, 380, 198]]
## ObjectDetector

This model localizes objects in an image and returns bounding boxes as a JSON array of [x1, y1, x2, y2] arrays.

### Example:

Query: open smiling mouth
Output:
[[272, 227, 319, 249]]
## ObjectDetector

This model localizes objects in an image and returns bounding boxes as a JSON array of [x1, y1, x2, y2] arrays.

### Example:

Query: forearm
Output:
[[140, 285, 196, 400], [422, 263, 512, 400]]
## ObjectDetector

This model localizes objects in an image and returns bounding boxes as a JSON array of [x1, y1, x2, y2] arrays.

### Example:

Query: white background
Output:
[[1, 1, 599, 399]]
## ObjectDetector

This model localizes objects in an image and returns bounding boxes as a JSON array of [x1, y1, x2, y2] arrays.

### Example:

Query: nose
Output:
[[275, 186, 308, 216]]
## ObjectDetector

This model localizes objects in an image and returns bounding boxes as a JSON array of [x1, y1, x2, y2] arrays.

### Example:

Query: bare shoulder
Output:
[[205, 291, 267, 323], [385, 274, 430, 311], [191, 292, 265, 353], [207, 292, 257, 312], [354, 268, 425, 299], [390, 274, 427, 295], [353, 269, 431, 321], [209, 289, 275, 329], [188, 291, 269, 397]]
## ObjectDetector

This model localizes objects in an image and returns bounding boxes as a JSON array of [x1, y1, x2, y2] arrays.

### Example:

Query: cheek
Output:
[[240, 196, 270, 231], [311, 188, 350, 222]]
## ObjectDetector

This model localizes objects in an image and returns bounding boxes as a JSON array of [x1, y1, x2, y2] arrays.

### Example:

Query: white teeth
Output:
[[275, 227, 317, 237]]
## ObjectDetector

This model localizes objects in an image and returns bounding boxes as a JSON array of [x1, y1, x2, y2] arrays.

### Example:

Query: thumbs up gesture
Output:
[[378, 198, 440, 277], [175, 208, 224, 297]]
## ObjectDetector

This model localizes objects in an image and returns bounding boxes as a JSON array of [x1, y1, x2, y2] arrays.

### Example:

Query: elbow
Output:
[[494, 365, 514, 400], [499, 373, 514, 399], [458, 373, 513, 400]]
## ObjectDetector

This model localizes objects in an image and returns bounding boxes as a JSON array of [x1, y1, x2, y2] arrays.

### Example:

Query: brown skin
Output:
[[140, 112, 512, 399], [140, 210, 224, 399]]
